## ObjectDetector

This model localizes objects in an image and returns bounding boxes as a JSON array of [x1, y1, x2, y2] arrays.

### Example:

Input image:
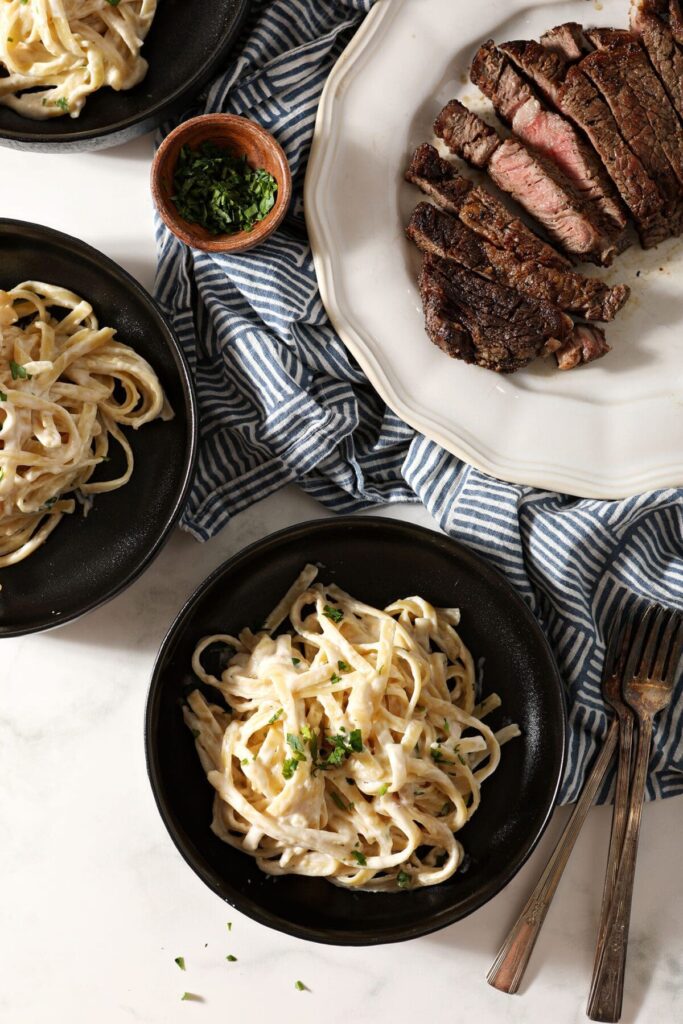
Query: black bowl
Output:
[[146, 517, 566, 945], [0, 0, 249, 152], [0, 219, 197, 637]]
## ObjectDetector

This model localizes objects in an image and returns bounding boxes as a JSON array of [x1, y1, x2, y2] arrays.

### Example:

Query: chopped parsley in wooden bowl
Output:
[[151, 114, 292, 253]]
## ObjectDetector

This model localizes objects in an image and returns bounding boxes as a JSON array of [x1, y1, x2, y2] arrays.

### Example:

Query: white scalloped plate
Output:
[[305, 0, 683, 498]]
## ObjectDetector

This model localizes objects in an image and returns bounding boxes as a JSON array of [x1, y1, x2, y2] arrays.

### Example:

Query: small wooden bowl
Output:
[[151, 114, 292, 253]]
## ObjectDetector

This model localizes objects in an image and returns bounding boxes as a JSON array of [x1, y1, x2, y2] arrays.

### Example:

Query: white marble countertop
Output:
[[1, 136, 681, 1024]]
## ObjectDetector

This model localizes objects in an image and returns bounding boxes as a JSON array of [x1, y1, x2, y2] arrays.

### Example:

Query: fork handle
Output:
[[587, 716, 653, 1022], [487, 718, 618, 994], [590, 710, 634, 970]]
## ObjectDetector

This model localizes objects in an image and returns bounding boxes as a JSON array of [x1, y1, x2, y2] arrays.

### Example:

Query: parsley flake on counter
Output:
[[181, 992, 201, 1002], [172, 143, 278, 236], [295, 980, 306, 991], [226, 954, 237, 962], [226, 922, 232, 931], [174, 956, 186, 971], [351, 850, 367, 866], [322, 604, 343, 623]]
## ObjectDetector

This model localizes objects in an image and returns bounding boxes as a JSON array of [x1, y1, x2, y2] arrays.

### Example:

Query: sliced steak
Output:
[[554, 323, 611, 370], [540, 23, 591, 60], [419, 255, 568, 373], [434, 100, 617, 264], [584, 28, 636, 48], [498, 39, 569, 105], [670, 0, 683, 44], [580, 42, 683, 231], [470, 41, 626, 241], [501, 39, 671, 246], [630, 3, 683, 121], [405, 143, 571, 270], [433, 101, 499, 166], [406, 202, 629, 321]]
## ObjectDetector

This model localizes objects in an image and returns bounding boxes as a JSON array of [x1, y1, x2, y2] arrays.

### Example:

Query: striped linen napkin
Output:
[[154, 0, 683, 803]]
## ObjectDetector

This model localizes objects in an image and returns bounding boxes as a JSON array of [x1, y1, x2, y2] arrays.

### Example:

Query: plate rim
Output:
[[0, 0, 250, 150], [304, 0, 683, 499], [0, 217, 199, 638], [145, 514, 567, 945]]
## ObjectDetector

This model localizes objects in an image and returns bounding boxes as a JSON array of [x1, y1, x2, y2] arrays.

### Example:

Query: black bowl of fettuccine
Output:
[[145, 517, 566, 945]]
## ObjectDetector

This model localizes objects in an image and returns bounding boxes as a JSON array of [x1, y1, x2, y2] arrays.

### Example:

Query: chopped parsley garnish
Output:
[[0, 390, 6, 401], [351, 850, 367, 866], [431, 746, 444, 763], [282, 733, 307, 779], [338, 660, 350, 672], [181, 992, 200, 1002], [226, 922, 232, 931], [439, 801, 452, 817], [55, 97, 69, 113], [322, 604, 344, 623], [295, 980, 306, 991], [331, 791, 353, 812], [9, 360, 31, 380], [174, 956, 186, 971], [397, 869, 411, 889], [349, 728, 363, 752], [291, 657, 301, 666], [172, 143, 278, 236], [226, 954, 237, 962], [377, 783, 389, 796], [267, 708, 283, 724], [241, 758, 249, 765], [329, 672, 341, 684], [313, 728, 363, 772], [105, 0, 121, 6], [454, 744, 466, 766], [282, 758, 299, 779], [443, 718, 450, 735], [300, 724, 313, 742], [287, 733, 305, 755]]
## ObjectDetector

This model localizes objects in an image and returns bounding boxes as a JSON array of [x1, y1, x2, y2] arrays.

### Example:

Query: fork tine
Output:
[[638, 605, 668, 678], [604, 599, 637, 679], [621, 604, 653, 683], [662, 615, 683, 685], [652, 610, 680, 680]]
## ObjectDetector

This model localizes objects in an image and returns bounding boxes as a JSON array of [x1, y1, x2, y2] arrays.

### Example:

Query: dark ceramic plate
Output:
[[0, 220, 197, 637], [146, 517, 566, 945], [0, 0, 249, 152]]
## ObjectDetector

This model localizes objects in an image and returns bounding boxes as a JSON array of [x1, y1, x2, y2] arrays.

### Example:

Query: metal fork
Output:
[[486, 609, 632, 994], [587, 606, 682, 1022]]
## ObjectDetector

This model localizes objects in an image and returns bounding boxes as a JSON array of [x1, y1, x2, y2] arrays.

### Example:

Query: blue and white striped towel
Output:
[[154, 0, 683, 804]]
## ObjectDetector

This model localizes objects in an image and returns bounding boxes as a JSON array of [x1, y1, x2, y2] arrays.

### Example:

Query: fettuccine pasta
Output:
[[0, 0, 157, 120], [185, 566, 520, 892], [0, 280, 170, 568]]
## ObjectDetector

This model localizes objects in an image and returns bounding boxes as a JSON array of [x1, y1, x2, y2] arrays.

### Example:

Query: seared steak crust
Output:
[[630, 3, 683, 122], [419, 255, 568, 373], [555, 323, 611, 370], [580, 42, 683, 229], [433, 101, 499, 167], [540, 23, 591, 60], [406, 202, 629, 321], [405, 144, 571, 270]]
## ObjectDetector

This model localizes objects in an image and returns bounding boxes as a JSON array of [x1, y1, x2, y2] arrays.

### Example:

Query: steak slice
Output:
[[630, 3, 683, 121], [670, 0, 683, 44], [434, 100, 617, 264], [580, 42, 683, 229], [404, 144, 571, 270], [584, 28, 636, 48], [470, 42, 627, 241], [406, 202, 629, 321], [501, 39, 671, 246], [540, 23, 591, 60], [432, 101, 500, 166], [419, 255, 568, 373], [554, 323, 611, 370]]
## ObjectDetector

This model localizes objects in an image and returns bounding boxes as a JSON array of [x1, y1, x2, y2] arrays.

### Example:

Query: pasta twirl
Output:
[[0, 0, 157, 120], [0, 281, 170, 568], [185, 566, 520, 892]]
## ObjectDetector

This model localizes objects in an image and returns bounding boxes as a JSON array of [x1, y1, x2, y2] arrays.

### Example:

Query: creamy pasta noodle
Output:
[[185, 566, 520, 891], [0, 0, 158, 120], [0, 281, 170, 568]]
